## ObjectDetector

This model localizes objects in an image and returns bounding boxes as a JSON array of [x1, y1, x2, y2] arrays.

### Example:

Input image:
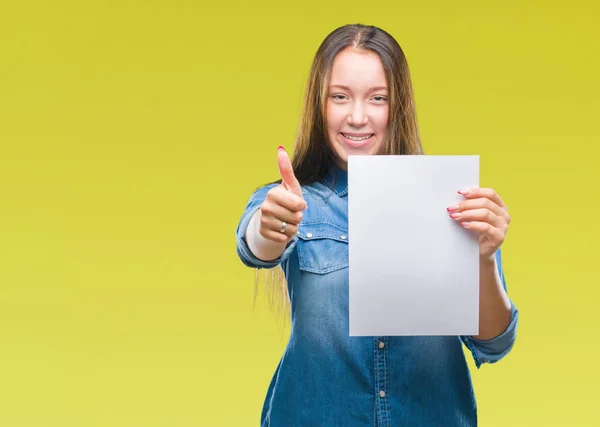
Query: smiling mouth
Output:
[[341, 133, 374, 141]]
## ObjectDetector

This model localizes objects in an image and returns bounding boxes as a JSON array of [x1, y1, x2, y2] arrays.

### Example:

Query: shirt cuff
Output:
[[462, 302, 519, 368]]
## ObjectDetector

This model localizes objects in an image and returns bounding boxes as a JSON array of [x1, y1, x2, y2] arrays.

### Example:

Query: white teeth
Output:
[[344, 134, 372, 141]]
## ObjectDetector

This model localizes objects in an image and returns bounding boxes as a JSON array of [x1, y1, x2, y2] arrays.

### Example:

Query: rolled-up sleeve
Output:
[[462, 248, 519, 368], [236, 184, 299, 269]]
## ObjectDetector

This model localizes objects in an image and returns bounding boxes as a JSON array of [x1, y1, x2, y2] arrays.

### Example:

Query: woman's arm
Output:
[[474, 255, 512, 340], [448, 187, 516, 341]]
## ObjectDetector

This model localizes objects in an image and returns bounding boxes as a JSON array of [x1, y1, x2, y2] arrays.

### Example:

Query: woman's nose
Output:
[[347, 103, 368, 126]]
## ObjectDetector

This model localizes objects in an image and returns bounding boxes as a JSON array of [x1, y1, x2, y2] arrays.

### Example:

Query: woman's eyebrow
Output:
[[329, 84, 388, 91]]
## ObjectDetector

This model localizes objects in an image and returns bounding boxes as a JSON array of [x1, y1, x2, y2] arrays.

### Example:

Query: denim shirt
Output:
[[236, 166, 519, 427]]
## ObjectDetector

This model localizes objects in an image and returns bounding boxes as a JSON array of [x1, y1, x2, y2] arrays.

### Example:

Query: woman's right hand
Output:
[[258, 146, 307, 244]]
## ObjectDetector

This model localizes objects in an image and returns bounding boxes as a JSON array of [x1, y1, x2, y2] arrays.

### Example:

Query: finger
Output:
[[458, 187, 507, 209], [268, 185, 307, 212], [259, 228, 292, 244], [260, 200, 304, 225], [450, 208, 503, 227], [260, 215, 299, 237], [447, 198, 505, 217], [277, 146, 303, 199]]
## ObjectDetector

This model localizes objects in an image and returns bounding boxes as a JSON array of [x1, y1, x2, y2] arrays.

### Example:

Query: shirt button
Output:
[[378, 341, 385, 349], [379, 390, 386, 398], [306, 233, 313, 238], [340, 235, 347, 240]]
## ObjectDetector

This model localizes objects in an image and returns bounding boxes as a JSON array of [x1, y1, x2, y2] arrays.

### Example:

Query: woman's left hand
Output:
[[447, 188, 511, 261]]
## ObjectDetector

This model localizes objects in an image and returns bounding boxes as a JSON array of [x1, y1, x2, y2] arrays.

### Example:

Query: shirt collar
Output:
[[323, 164, 348, 197]]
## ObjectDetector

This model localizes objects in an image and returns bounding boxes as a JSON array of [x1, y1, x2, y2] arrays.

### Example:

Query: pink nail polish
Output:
[[278, 145, 285, 151], [458, 190, 470, 196]]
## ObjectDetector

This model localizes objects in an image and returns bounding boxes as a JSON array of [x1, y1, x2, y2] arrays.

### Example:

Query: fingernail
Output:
[[450, 212, 461, 219], [447, 205, 459, 211], [461, 221, 470, 227], [458, 189, 470, 195], [278, 145, 285, 151]]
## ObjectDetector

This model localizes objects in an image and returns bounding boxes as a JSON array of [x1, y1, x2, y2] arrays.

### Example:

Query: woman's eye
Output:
[[331, 94, 347, 100], [372, 96, 388, 102]]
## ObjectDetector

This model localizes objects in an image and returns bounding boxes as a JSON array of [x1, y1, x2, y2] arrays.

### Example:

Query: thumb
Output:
[[277, 146, 303, 199]]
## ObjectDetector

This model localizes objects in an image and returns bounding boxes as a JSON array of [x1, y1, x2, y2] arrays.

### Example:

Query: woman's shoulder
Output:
[[247, 180, 332, 199], [301, 180, 333, 200], [300, 180, 346, 224], [243, 178, 338, 216]]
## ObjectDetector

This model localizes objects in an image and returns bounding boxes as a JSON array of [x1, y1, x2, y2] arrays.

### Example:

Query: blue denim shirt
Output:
[[236, 166, 519, 427]]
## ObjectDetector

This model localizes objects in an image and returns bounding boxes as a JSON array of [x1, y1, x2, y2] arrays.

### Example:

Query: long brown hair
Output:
[[292, 23, 423, 185], [256, 24, 424, 322]]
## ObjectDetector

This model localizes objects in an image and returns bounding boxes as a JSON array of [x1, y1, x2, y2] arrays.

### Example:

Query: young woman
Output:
[[236, 24, 518, 427]]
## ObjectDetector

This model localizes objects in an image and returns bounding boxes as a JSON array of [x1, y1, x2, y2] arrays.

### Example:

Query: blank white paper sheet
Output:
[[348, 155, 480, 336]]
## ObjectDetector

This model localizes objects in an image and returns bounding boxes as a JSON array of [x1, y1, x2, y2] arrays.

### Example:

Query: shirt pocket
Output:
[[296, 221, 348, 274]]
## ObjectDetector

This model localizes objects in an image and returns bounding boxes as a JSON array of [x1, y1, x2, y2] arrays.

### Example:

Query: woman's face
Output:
[[326, 47, 389, 170]]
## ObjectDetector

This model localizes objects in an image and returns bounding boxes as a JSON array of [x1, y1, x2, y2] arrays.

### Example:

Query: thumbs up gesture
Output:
[[259, 146, 308, 244]]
